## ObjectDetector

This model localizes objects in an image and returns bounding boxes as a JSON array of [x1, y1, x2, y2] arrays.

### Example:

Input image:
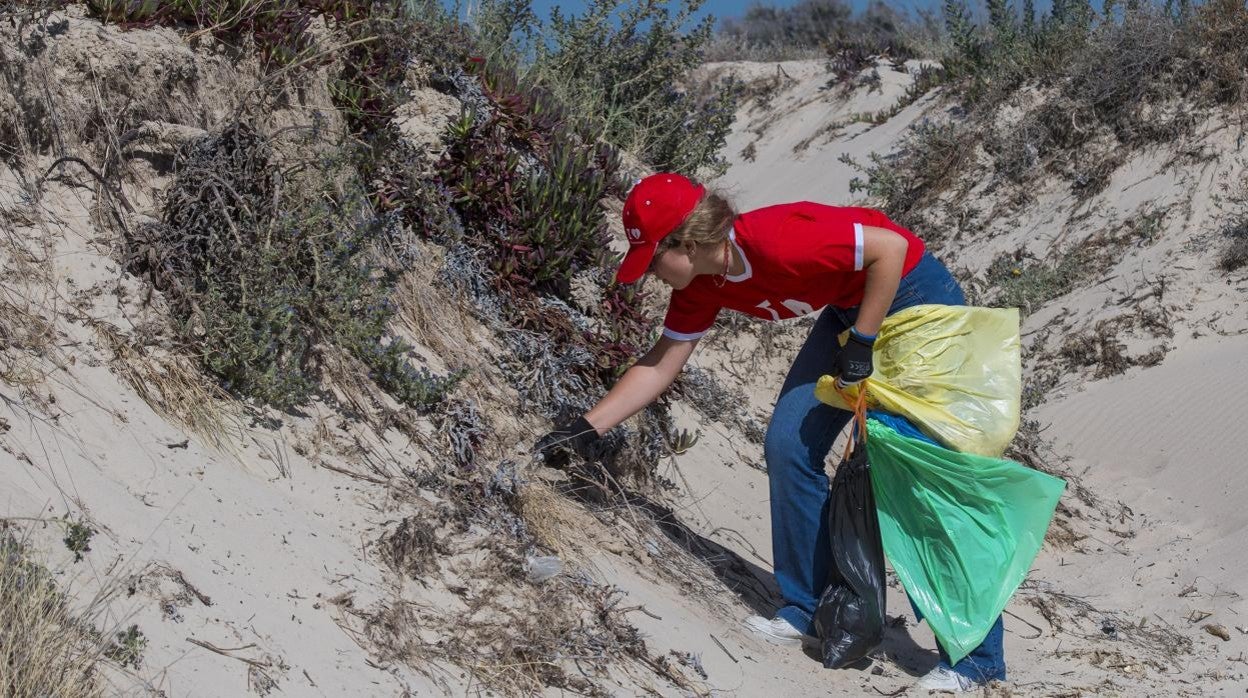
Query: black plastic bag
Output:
[[814, 441, 887, 669]]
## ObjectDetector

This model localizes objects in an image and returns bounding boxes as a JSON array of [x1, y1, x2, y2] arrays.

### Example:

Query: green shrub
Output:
[[62, 519, 95, 562], [325, 3, 437, 135], [850, 0, 1248, 211], [967, 1, 1247, 131], [545, 0, 732, 175], [843, 119, 973, 224], [983, 248, 1088, 315], [89, 0, 672, 469], [941, 0, 981, 79], [425, 55, 655, 385], [720, 0, 852, 50], [129, 124, 460, 411], [434, 60, 618, 297], [465, 0, 737, 177], [105, 625, 146, 670], [717, 0, 937, 63]]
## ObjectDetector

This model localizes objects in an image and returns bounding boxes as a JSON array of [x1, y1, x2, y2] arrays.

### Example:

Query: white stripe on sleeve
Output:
[[853, 222, 865, 271], [662, 327, 709, 342]]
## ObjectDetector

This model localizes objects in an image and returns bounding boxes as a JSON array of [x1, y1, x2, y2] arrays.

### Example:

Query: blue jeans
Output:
[[763, 252, 1006, 681]]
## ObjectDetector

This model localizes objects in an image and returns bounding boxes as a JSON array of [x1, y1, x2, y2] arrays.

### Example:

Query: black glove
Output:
[[835, 328, 876, 387], [534, 415, 600, 468]]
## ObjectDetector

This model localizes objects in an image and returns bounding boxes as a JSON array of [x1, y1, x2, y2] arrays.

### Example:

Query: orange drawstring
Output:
[[835, 380, 869, 461]]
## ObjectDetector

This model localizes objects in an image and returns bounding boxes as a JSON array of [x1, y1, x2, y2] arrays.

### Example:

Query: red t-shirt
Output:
[[662, 202, 926, 340]]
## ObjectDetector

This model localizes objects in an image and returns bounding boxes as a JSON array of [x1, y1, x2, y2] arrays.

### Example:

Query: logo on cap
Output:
[[626, 227, 642, 241]]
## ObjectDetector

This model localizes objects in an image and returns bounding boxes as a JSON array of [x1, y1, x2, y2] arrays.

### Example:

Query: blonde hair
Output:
[[656, 188, 737, 254]]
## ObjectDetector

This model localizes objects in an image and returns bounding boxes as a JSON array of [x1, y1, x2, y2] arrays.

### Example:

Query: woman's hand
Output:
[[835, 328, 875, 387], [534, 416, 601, 468], [536, 335, 698, 467]]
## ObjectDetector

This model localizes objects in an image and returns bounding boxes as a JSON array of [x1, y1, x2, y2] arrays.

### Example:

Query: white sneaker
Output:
[[916, 665, 975, 693], [743, 615, 818, 647]]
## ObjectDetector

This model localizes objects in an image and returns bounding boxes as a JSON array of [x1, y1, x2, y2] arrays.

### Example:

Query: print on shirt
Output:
[[661, 202, 925, 340]]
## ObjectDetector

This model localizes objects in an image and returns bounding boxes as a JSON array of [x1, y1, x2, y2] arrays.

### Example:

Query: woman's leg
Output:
[[764, 307, 854, 634], [953, 615, 1007, 681], [909, 597, 1007, 682]]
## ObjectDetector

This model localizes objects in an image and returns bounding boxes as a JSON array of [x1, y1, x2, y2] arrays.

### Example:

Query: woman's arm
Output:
[[584, 335, 699, 433], [853, 225, 911, 335]]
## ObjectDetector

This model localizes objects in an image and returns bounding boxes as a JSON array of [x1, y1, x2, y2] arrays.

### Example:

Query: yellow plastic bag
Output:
[[815, 305, 1022, 457]]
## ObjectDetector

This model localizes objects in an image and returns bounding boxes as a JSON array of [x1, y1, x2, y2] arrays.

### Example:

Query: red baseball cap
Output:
[[616, 173, 705, 284]]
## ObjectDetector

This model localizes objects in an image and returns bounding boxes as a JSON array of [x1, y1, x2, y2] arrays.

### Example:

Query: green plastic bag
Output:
[[865, 418, 1065, 663]]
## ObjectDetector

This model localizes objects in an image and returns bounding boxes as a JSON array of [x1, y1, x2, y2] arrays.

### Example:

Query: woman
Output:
[[536, 173, 1004, 691]]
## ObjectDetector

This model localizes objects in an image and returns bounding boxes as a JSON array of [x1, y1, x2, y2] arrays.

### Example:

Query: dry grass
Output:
[[316, 346, 447, 472], [394, 250, 480, 364], [0, 201, 54, 283], [0, 532, 117, 697], [320, 347, 393, 424], [517, 480, 604, 563], [1217, 187, 1248, 272], [0, 214, 59, 387], [378, 516, 442, 581], [333, 455, 720, 696], [339, 560, 705, 697], [1023, 579, 1194, 675], [0, 292, 59, 388], [1222, 234, 1248, 272], [548, 462, 774, 624], [89, 318, 243, 452], [1058, 318, 1168, 380]]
